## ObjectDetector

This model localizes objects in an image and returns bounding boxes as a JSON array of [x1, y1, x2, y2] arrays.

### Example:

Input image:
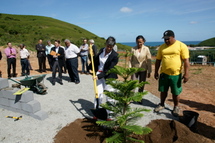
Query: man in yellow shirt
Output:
[[154, 30, 190, 116]]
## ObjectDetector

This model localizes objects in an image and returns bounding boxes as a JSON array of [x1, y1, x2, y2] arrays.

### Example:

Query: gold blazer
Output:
[[129, 45, 152, 73]]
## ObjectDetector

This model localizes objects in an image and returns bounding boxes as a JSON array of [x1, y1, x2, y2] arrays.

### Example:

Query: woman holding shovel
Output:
[[89, 36, 119, 120]]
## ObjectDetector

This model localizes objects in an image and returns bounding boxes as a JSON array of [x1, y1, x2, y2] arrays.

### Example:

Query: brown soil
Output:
[[0, 48, 214, 142], [53, 118, 214, 143]]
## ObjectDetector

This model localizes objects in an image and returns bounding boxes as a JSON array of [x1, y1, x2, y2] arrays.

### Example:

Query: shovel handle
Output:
[[89, 45, 99, 99]]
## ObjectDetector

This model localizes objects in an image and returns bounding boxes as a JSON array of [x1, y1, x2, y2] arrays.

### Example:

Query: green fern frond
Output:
[[126, 136, 144, 143], [105, 132, 124, 143], [122, 125, 144, 134], [107, 66, 145, 80], [142, 127, 153, 134], [96, 120, 116, 128]]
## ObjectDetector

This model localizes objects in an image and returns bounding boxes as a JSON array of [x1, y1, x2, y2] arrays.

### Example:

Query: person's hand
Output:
[[147, 73, 151, 78], [92, 76, 98, 80], [182, 74, 189, 83], [154, 72, 159, 80]]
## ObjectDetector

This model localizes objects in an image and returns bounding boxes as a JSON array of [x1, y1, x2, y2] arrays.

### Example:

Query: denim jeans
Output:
[[80, 55, 88, 73]]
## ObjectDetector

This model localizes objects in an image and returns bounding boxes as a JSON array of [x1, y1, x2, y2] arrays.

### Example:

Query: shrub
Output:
[[96, 66, 152, 143]]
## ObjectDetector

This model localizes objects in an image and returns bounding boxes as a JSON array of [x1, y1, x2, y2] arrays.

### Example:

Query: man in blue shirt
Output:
[[46, 40, 54, 71]]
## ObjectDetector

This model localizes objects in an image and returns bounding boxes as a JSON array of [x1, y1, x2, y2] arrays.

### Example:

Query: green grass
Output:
[[191, 68, 202, 75], [0, 13, 131, 51]]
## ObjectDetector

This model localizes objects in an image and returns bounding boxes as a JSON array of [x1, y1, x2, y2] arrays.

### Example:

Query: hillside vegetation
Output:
[[0, 13, 130, 51], [198, 37, 215, 47]]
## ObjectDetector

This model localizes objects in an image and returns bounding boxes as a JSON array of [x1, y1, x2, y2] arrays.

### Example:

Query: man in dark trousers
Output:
[[50, 40, 65, 85], [4, 42, 17, 78], [35, 39, 46, 73], [64, 39, 80, 84]]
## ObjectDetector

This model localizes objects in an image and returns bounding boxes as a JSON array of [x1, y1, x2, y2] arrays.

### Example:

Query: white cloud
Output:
[[190, 21, 198, 24], [120, 7, 133, 13]]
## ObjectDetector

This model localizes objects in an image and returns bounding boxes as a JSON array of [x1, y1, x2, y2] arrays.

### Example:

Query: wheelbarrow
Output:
[[9, 74, 47, 94]]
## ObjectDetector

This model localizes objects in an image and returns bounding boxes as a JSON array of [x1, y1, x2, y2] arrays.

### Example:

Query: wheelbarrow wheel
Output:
[[37, 83, 47, 94]]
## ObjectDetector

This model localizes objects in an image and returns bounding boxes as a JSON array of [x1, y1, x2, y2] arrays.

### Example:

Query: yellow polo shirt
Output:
[[156, 40, 189, 75]]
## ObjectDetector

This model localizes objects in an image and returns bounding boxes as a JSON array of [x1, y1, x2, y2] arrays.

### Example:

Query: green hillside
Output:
[[0, 13, 130, 51], [198, 37, 215, 46]]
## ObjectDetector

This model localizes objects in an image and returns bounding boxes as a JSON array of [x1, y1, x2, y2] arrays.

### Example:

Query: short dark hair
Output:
[[106, 36, 116, 46], [55, 40, 60, 44], [136, 35, 146, 42], [19, 44, 25, 47]]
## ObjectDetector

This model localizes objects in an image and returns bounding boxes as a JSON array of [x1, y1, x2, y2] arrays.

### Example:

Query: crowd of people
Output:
[[0, 30, 190, 118]]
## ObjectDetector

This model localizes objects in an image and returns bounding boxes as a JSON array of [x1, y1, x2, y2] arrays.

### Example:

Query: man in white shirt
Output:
[[64, 39, 81, 84], [46, 40, 54, 71], [19, 44, 30, 76]]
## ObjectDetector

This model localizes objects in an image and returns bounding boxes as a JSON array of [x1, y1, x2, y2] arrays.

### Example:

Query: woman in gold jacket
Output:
[[129, 35, 152, 99]]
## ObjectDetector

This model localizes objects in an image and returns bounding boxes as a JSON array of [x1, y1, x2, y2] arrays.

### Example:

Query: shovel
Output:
[[89, 45, 107, 120]]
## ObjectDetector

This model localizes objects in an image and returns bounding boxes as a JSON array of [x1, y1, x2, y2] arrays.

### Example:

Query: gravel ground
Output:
[[0, 74, 177, 143]]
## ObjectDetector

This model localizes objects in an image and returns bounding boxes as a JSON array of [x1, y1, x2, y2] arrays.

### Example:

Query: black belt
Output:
[[21, 58, 27, 60]]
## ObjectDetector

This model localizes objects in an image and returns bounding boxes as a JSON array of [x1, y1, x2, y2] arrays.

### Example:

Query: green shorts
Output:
[[158, 73, 182, 95]]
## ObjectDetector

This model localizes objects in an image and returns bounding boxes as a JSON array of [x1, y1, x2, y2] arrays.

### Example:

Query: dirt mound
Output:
[[134, 119, 213, 143], [53, 118, 213, 143], [53, 118, 109, 143]]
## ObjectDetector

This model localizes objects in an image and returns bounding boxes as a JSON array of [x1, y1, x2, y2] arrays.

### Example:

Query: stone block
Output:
[[0, 105, 12, 111], [0, 78, 9, 90], [31, 110, 48, 120], [1, 88, 19, 100], [20, 91, 34, 103], [21, 100, 41, 113], [0, 90, 3, 97], [9, 99, 22, 109], [0, 97, 10, 106]]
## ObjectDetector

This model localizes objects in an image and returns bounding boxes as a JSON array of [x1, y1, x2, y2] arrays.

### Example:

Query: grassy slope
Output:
[[198, 37, 215, 47], [0, 13, 130, 51]]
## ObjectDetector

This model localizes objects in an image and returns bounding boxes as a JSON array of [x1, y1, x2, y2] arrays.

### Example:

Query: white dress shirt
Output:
[[65, 43, 80, 59], [97, 48, 112, 73], [20, 48, 30, 59]]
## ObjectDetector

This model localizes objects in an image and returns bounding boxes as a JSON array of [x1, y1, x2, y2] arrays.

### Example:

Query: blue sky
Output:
[[0, 0, 215, 42]]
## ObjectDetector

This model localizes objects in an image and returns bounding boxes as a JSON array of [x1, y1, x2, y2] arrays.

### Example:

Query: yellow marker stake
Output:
[[89, 45, 99, 99], [6, 116, 22, 119]]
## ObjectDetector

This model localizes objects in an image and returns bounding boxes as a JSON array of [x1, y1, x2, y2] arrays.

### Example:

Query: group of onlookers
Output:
[[0, 30, 190, 118], [0, 38, 98, 81]]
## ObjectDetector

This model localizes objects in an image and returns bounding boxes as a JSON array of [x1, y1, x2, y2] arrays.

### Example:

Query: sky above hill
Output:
[[0, 0, 215, 42]]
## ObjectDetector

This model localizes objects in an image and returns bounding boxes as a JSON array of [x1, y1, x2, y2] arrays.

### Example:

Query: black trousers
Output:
[[47, 54, 53, 71], [7, 58, 16, 77], [38, 56, 46, 72], [52, 60, 62, 81], [62, 58, 67, 73], [21, 59, 30, 76], [131, 71, 147, 92], [66, 57, 80, 82]]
